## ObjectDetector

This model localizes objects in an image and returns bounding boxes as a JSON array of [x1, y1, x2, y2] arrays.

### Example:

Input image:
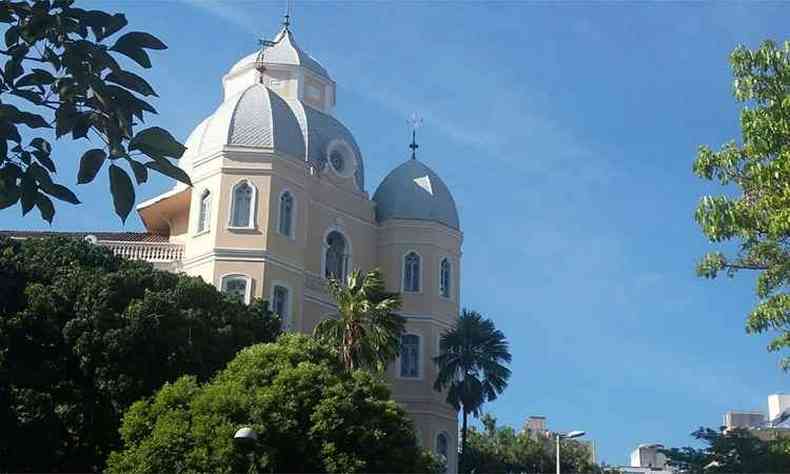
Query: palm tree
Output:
[[313, 268, 405, 371], [433, 309, 512, 470]]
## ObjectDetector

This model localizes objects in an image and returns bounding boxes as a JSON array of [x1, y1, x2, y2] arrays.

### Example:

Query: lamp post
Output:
[[555, 430, 585, 474], [234, 427, 259, 473]]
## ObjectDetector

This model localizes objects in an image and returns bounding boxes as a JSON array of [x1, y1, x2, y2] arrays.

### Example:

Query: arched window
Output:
[[403, 252, 421, 292], [279, 191, 294, 237], [221, 275, 250, 304], [440, 258, 451, 298], [400, 334, 420, 378], [197, 190, 211, 233], [436, 432, 449, 464], [324, 231, 348, 281], [230, 181, 254, 228], [272, 284, 290, 323]]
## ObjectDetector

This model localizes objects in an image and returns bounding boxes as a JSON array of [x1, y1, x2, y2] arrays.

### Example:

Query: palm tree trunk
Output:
[[460, 408, 468, 472]]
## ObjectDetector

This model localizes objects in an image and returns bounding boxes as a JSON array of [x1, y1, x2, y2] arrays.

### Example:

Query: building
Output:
[[723, 410, 765, 430], [521, 415, 596, 464], [722, 394, 790, 441], [2, 21, 461, 472], [629, 444, 668, 470]]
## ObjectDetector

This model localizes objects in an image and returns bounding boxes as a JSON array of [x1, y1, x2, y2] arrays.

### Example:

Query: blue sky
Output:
[[1, 0, 788, 465]]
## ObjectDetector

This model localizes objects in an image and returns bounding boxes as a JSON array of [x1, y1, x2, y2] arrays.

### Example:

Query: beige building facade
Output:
[[133, 24, 462, 470]]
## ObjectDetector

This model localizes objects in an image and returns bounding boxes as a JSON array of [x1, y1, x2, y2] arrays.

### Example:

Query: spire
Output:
[[407, 113, 423, 160], [283, 0, 293, 31]]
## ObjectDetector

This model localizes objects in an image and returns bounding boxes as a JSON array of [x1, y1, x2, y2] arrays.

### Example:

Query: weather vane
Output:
[[408, 113, 423, 160]]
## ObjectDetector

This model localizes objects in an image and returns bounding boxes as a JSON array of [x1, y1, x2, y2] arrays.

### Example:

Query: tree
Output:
[[313, 268, 405, 372], [107, 334, 440, 474], [0, 236, 281, 472], [463, 413, 600, 474], [662, 427, 790, 473], [693, 40, 790, 368], [433, 309, 512, 471], [0, 0, 189, 223]]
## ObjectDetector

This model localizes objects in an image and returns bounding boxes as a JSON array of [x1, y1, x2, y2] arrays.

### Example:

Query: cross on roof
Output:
[[408, 113, 423, 160]]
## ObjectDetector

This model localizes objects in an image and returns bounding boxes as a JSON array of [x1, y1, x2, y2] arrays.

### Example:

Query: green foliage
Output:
[[463, 413, 600, 474], [434, 309, 511, 465], [662, 427, 790, 473], [693, 40, 790, 368], [0, 0, 188, 223], [107, 334, 438, 474], [0, 236, 281, 472], [313, 268, 405, 372]]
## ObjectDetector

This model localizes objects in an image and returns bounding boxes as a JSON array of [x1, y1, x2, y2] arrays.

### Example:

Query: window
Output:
[[403, 252, 421, 292], [230, 181, 254, 228], [306, 83, 321, 100], [330, 149, 345, 173], [197, 190, 211, 233], [440, 258, 451, 298], [272, 285, 290, 322], [221, 275, 249, 303], [324, 231, 348, 281], [400, 334, 420, 378], [279, 191, 294, 237], [436, 432, 449, 461]]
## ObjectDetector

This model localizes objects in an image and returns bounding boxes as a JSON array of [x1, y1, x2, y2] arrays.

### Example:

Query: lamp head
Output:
[[565, 430, 586, 439], [234, 427, 258, 444]]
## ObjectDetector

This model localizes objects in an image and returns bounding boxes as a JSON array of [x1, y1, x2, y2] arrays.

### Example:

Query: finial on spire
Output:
[[407, 113, 423, 160], [283, 0, 293, 31]]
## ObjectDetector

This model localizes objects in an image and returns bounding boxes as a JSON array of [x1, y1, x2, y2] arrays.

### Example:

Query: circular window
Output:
[[330, 149, 345, 173], [326, 139, 356, 178]]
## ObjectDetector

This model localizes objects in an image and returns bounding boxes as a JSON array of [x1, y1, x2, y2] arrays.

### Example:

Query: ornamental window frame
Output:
[[325, 139, 357, 179], [270, 281, 292, 329], [321, 227, 351, 282], [196, 189, 212, 234], [402, 250, 422, 293], [277, 189, 296, 239], [227, 179, 257, 230], [220, 274, 252, 304], [398, 333, 422, 380], [439, 257, 452, 299]]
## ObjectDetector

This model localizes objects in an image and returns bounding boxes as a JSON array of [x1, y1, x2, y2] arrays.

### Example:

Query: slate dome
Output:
[[373, 159, 459, 230]]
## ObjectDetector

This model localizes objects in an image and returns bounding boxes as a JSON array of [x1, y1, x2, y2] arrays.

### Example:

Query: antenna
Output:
[[407, 113, 423, 160]]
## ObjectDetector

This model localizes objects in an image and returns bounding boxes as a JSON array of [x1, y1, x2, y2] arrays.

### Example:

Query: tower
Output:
[[136, 23, 462, 473]]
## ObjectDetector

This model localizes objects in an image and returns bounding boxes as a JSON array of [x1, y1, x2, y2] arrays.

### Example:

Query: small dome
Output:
[[229, 28, 331, 81], [373, 159, 459, 230], [184, 83, 305, 160]]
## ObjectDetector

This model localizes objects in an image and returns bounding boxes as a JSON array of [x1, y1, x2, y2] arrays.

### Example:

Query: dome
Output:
[[176, 83, 365, 190], [180, 83, 305, 162], [228, 28, 331, 81], [373, 159, 459, 230]]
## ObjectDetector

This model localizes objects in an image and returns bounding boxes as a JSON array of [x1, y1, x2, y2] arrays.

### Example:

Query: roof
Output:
[[0, 230, 169, 242], [178, 84, 365, 190], [187, 83, 305, 159], [372, 159, 460, 230], [229, 27, 331, 81]]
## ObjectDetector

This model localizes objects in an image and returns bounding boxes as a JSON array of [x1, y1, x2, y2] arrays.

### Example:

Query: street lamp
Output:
[[556, 430, 585, 474], [234, 427, 258, 473]]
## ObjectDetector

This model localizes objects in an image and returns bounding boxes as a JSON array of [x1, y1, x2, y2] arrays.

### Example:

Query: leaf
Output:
[[30, 137, 52, 154], [16, 111, 49, 128], [5, 25, 18, 47], [129, 127, 186, 158], [33, 150, 56, 172], [128, 159, 148, 184], [44, 183, 80, 204], [109, 164, 134, 222], [145, 159, 191, 186], [110, 41, 151, 69], [77, 148, 106, 184], [19, 173, 36, 215], [105, 70, 157, 97], [15, 69, 55, 87], [112, 31, 167, 51], [36, 193, 54, 223]]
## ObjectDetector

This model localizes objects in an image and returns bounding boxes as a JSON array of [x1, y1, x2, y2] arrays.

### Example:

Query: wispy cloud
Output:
[[181, 0, 258, 35]]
